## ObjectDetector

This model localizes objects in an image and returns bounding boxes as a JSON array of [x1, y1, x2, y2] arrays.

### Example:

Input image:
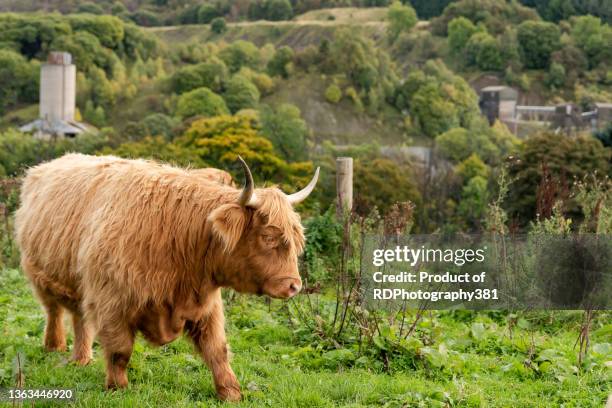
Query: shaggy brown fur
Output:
[[14, 153, 309, 401], [190, 168, 235, 186]]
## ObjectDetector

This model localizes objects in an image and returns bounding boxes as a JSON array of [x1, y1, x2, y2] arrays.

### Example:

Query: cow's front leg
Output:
[[186, 294, 240, 401], [98, 318, 135, 390]]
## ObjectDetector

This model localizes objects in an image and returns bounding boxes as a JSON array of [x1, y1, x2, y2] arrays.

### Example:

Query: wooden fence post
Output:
[[336, 157, 353, 217]]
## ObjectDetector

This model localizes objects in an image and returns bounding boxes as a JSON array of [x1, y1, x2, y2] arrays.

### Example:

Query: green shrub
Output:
[[517, 20, 561, 69], [129, 9, 162, 27], [545, 62, 566, 89], [219, 40, 261, 73], [324, 84, 342, 104], [303, 206, 343, 282], [172, 59, 229, 94], [198, 4, 220, 24], [261, 103, 308, 161], [176, 87, 229, 119], [466, 32, 503, 71], [354, 158, 422, 216], [267, 46, 294, 78], [140, 113, 179, 140], [387, 1, 417, 41], [447, 17, 478, 52], [223, 74, 260, 113], [210, 17, 227, 34]]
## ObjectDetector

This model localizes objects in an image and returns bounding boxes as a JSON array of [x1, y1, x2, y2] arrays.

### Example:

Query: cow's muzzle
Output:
[[264, 277, 302, 299]]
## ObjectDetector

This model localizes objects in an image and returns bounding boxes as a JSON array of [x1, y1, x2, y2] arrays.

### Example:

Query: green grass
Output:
[[0, 268, 610, 407]]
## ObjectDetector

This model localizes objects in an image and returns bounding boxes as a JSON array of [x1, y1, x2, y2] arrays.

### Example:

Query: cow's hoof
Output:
[[217, 385, 241, 402], [44, 342, 67, 352], [71, 355, 92, 366], [105, 377, 128, 390]]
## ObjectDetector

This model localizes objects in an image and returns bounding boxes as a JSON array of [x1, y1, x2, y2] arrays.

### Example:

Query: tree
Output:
[[507, 132, 611, 223], [435, 128, 471, 162], [89, 66, 116, 108], [249, 0, 293, 21], [466, 32, 503, 71], [0, 130, 106, 177], [260, 104, 309, 161], [50, 31, 109, 73], [129, 10, 162, 27], [0, 130, 43, 176], [328, 28, 397, 96], [77, 2, 104, 14], [457, 176, 489, 229], [219, 40, 261, 73], [387, 2, 418, 41], [83, 100, 106, 127], [447, 17, 478, 52], [172, 66, 204, 94], [239, 68, 274, 95], [499, 27, 522, 69], [594, 123, 612, 149], [456, 153, 490, 181], [395, 61, 480, 138], [0, 50, 38, 113], [176, 87, 229, 119], [175, 114, 313, 186], [410, 0, 454, 19], [551, 44, 588, 86], [545, 62, 566, 89], [210, 17, 227, 34], [432, 0, 539, 35], [198, 4, 220, 24], [411, 83, 459, 137], [223, 74, 260, 113], [571, 15, 612, 68], [172, 58, 229, 94], [435, 121, 520, 165], [264, 0, 293, 21], [517, 20, 561, 69], [544, 0, 576, 22], [68, 15, 125, 49], [267, 46, 294, 78], [140, 113, 179, 140], [354, 158, 422, 216]]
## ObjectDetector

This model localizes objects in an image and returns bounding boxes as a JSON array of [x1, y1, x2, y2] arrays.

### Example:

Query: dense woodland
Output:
[[0, 0, 610, 25], [0, 1, 610, 406], [0, 2, 610, 229]]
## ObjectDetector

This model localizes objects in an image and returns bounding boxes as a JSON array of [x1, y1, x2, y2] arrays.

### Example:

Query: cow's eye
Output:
[[261, 234, 279, 248]]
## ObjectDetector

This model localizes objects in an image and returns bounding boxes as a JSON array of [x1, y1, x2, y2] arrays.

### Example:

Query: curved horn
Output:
[[237, 156, 258, 207], [286, 167, 320, 205]]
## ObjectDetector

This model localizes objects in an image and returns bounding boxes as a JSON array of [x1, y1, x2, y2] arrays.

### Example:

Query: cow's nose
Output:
[[288, 281, 302, 297]]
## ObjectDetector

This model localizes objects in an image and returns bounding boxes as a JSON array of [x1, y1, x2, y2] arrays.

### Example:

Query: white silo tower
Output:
[[40, 51, 76, 122], [20, 51, 92, 139]]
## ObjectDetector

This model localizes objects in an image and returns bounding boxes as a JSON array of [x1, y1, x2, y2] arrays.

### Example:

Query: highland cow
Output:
[[14, 153, 319, 401]]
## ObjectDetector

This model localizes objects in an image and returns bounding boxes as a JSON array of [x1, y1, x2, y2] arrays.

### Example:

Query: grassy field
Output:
[[0, 268, 610, 407]]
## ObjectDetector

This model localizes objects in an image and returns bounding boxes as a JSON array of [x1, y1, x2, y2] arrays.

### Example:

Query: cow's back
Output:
[[15, 153, 226, 310], [15, 155, 129, 294]]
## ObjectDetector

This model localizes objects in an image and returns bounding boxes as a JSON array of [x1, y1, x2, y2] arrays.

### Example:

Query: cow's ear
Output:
[[208, 204, 248, 253]]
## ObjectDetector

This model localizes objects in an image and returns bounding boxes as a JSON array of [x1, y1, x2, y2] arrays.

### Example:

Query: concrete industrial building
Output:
[[20, 52, 92, 139]]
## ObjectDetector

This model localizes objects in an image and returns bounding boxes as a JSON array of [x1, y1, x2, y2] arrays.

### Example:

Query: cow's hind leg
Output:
[[40, 295, 67, 352], [71, 312, 94, 365], [22, 258, 67, 352], [98, 319, 135, 390]]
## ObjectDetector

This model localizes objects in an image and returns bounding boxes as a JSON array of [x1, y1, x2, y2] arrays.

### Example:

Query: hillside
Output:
[[147, 12, 388, 49]]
